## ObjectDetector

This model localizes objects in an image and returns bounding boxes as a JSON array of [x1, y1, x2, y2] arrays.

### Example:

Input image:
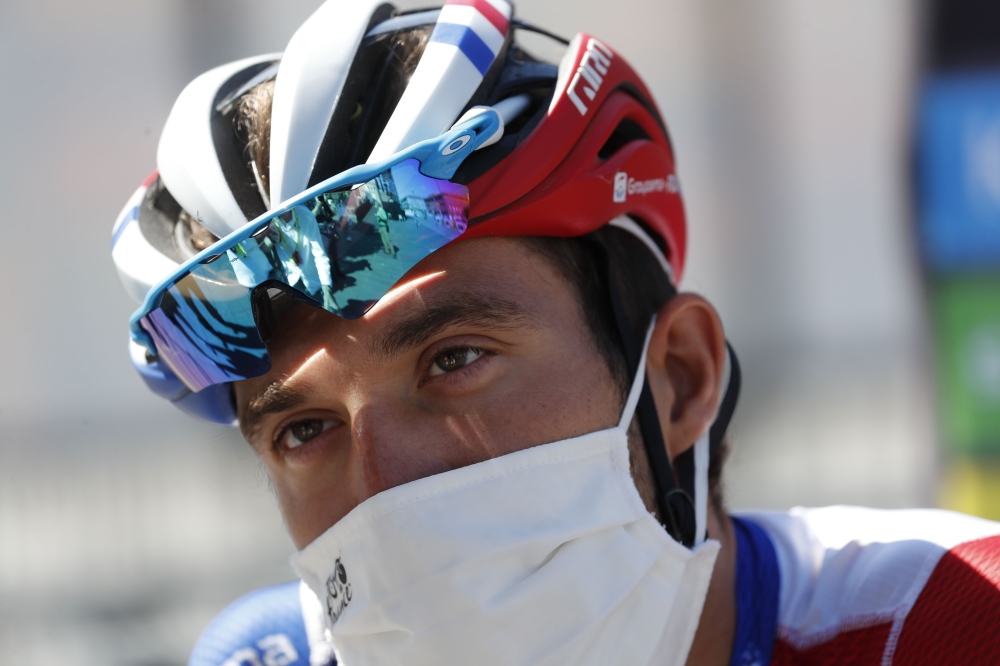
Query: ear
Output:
[[645, 293, 727, 462]]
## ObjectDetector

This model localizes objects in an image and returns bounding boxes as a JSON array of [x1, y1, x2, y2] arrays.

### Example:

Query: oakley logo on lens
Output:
[[442, 135, 472, 156], [567, 38, 615, 116]]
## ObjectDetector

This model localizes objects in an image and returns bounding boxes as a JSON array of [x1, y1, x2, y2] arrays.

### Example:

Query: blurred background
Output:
[[2, 0, 996, 663]]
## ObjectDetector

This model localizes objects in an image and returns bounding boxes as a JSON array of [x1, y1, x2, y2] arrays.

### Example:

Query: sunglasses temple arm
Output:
[[417, 110, 504, 180]]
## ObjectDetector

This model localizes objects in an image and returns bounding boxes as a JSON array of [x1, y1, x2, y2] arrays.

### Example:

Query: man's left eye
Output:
[[429, 348, 484, 376]]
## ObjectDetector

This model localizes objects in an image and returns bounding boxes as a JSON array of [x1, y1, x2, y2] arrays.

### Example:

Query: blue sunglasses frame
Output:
[[130, 108, 503, 358]]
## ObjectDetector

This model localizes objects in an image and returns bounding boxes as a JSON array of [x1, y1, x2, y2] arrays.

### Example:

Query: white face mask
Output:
[[291, 321, 720, 666]]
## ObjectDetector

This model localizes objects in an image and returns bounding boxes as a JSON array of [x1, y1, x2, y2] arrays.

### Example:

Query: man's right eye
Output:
[[278, 418, 339, 449], [429, 348, 485, 376]]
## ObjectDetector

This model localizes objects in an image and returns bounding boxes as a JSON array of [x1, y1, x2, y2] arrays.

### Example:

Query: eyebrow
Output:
[[238, 292, 540, 441], [367, 291, 541, 362], [239, 379, 309, 444]]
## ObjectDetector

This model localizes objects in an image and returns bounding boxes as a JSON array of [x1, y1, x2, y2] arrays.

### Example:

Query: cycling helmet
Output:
[[112, 0, 734, 545]]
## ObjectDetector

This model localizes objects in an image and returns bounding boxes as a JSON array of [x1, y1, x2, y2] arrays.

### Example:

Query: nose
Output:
[[350, 401, 453, 499]]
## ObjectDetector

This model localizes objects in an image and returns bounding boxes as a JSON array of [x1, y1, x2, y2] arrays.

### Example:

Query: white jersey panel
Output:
[[739, 506, 1000, 650]]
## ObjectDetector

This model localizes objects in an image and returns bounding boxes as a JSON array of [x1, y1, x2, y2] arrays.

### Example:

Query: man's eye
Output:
[[279, 418, 338, 449], [429, 348, 484, 376]]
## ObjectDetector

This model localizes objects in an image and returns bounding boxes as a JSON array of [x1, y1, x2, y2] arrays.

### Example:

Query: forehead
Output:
[[243, 237, 582, 379], [383, 236, 564, 302]]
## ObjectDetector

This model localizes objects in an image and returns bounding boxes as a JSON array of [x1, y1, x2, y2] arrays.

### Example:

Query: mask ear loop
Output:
[[693, 430, 710, 547], [593, 219, 743, 548], [692, 346, 730, 546], [618, 316, 657, 431], [586, 235, 696, 546], [614, 306, 696, 547]]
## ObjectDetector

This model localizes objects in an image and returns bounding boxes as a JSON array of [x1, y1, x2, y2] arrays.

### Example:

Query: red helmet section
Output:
[[465, 33, 688, 281]]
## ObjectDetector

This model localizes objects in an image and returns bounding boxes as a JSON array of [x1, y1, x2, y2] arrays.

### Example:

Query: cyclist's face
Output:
[[234, 237, 623, 548]]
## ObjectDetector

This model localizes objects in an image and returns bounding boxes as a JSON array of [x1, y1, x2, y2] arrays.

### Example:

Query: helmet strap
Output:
[[589, 237, 696, 547], [590, 230, 742, 548]]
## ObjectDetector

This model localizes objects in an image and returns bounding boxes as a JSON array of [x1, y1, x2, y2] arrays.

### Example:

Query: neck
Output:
[[684, 505, 737, 666]]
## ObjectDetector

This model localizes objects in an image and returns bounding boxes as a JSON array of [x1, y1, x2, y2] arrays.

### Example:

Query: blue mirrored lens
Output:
[[142, 263, 267, 392], [141, 159, 469, 391]]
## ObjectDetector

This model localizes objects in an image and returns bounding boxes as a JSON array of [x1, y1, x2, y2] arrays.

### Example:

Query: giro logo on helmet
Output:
[[566, 38, 615, 116]]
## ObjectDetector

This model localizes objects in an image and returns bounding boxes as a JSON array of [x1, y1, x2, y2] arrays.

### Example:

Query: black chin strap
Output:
[[594, 238, 742, 549], [711, 341, 742, 464]]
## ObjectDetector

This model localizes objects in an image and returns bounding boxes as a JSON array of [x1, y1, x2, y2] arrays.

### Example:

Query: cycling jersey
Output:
[[188, 581, 334, 666], [190, 507, 1000, 666], [740, 506, 1000, 665]]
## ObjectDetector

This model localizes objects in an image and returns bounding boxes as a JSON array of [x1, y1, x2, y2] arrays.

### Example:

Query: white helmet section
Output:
[[366, 0, 512, 163], [111, 178, 179, 303], [268, 0, 388, 208], [157, 54, 277, 239]]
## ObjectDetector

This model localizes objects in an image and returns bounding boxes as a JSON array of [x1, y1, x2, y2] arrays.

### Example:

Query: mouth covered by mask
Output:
[[291, 322, 720, 666]]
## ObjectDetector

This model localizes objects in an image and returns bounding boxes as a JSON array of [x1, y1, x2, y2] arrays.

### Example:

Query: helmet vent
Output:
[[212, 59, 280, 222], [308, 17, 431, 187], [598, 118, 650, 160]]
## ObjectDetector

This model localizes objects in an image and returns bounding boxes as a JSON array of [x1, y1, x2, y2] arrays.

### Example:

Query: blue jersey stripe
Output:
[[429, 22, 495, 77], [188, 581, 324, 666]]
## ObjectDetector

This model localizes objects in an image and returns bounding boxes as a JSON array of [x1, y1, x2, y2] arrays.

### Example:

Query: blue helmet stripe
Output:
[[430, 23, 496, 77]]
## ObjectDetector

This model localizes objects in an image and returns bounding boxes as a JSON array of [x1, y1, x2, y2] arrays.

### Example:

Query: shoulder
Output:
[[188, 581, 336, 666], [737, 506, 1000, 664]]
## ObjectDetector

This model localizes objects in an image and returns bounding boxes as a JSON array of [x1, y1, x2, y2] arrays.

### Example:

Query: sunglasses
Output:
[[130, 109, 503, 393]]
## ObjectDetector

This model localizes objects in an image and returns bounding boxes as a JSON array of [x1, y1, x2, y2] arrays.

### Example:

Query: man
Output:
[[311, 193, 347, 280], [273, 204, 339, 311], [373, 194, 395, 257], [110, 1, 1000, 664]]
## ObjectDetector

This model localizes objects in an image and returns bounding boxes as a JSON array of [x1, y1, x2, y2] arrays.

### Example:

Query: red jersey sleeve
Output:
[[738, 507, 1000, 665], [890, 535, 1000, 664]]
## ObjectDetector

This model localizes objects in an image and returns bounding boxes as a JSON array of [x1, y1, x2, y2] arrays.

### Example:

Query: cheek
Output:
[[452, 348, 621, 456], [263, 442, 364, 548]]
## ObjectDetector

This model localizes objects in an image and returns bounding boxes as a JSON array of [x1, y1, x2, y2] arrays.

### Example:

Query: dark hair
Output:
[[521, 229, 728, 516], [234, 25, 432, 196], [237, 79, 274, 195]]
